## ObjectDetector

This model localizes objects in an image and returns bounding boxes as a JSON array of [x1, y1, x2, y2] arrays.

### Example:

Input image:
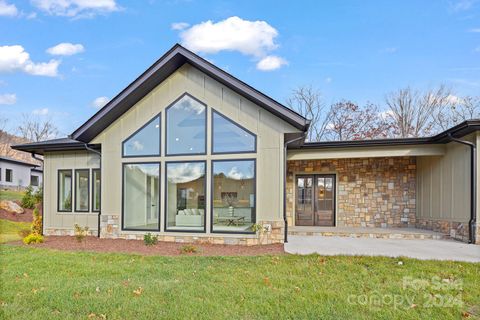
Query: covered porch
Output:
[[286, 138, 474, 243]]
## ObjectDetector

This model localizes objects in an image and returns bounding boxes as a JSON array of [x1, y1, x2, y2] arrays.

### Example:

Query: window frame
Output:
[[210, 158, 257, 234], [211, 109, 257, 155], [121, 113, 161, 158], [165, 93, 208, 156], [92, 168, 101, 213], [164, 160, 207, 233], [57, 169, 73, 213], [121, 162, 161, 232], [5, 168, 12, 182], [74, 169, 90, 213]]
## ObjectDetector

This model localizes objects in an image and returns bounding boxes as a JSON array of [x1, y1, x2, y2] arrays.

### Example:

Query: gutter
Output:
[[84, 144, 102, 237], [31, 153, 44, 236], [447, 134, 477, 244], [283, 133, 307, 243]]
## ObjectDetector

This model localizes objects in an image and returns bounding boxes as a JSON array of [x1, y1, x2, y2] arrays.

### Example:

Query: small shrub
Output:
[[23, 233, 44, 245], [180, 244, 198, 254], [33, 187, 43, 204], [31, 208, 42, 234], [74, 224, 89, 243], [18, 229, 31, 238], [21, 186, 36, 209], [143, 233, 158, 246]]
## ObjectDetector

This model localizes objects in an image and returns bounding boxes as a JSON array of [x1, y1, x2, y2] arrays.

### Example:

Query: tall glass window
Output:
[[92, 169, 101, 212], [58, 170, 72, 212], [166, 94, 206, 155], [123, 163, 160, 230], [123, 115, 160, 157], [75, 170, 89, 212], [165, 162, 205, 231], [212, 111, 256, 153], [212, 160, 255, 233]]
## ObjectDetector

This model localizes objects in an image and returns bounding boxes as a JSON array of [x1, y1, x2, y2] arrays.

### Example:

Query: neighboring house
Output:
[[0, 156, 43, 190], [13, 44, 480, 245]]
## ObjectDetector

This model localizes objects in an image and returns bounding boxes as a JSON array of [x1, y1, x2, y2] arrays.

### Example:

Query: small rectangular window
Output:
[[75, 169, 89, 212], [6, 169, 12, 182], [58, 170, 72, 212], [31, 175, 39, 186], [92, 169, 101, 212]]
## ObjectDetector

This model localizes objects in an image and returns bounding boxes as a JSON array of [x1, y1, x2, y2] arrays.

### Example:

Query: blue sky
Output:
[[1, 0, 479, 136]]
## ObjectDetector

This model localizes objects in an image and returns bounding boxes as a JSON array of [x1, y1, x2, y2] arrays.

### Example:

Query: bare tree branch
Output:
[[17, 114, 59, 142]]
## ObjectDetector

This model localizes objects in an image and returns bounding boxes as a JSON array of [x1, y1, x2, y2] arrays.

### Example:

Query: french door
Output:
[[295, 174, 335, 226]]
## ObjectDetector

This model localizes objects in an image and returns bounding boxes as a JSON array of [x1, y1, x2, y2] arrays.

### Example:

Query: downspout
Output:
[[283, 133, 307, 243], [31, 153, 44, 236], [84, 144, 102, 237], [447, 133, 477, 244]]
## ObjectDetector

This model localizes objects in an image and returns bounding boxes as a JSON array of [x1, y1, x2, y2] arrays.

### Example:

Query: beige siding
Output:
[[44, 151, 100, 232], [90, 63, 300, 234], [417, 140, 472, 222]]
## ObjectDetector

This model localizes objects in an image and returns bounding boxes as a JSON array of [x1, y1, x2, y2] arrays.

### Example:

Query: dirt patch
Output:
[[17, 236, 285, 256], [0, 201, 33, 223]]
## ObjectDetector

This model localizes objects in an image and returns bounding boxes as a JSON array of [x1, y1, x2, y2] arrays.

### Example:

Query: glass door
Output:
[[295, 174, 335, 226], [295, 176, 314, 226]]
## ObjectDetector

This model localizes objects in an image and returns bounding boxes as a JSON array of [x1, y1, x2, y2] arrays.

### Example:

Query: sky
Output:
[[1, 0, 479, 137]]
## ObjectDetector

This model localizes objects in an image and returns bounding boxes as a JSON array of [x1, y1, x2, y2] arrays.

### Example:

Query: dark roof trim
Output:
[[0, 156, 39, 167], [296, 119, 480, 149], [71, 44, 309, 142], [11, 138, 101, 155]]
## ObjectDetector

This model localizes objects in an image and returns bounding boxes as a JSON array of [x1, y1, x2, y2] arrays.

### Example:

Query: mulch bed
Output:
[[15, 236, 285, 256], [0, 201, 33, 223]]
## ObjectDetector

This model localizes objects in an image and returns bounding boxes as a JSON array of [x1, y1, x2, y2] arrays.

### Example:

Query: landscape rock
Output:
[[0, 200, 24, 214]]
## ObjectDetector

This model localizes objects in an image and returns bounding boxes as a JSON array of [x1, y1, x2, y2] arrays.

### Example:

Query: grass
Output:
[[0, 189, 24, 202], [0, 219, 30, 243], [0, 246, 478, 319]]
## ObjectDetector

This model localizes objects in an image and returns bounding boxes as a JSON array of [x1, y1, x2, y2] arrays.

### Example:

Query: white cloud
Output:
[[382, 47, 398, 54], [32, 108, 49, 115], [226, 166, 253, 180], [92, 96, 109, 108], [445, 94, 464, 105], [256, 55, 288, 71], [468, 28, 480, 32], [325, 77, 332, 84], [0, 93, 16, 105], [172, 95, 205, 114], [171, 22, 189, 30], [450, 0, 477, 11], [0, 0, 17, 16], [31, 0, 120, 18], [0, 45, 60, 77], [47, 42, 85, 56], [167, 163, 204, 183], [475, 46, 480, 52]]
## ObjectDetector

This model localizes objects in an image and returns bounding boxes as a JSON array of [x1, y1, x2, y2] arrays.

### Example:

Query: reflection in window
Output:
[[213, 111, 255, 153], [58, 170, 72, 212], [30, 175, 39, 187], [123, 116, 160, 157], [75, 170, 89, 212], [166, 95, 206, 155], [123, 163, 160, 230], [212, 160, 255, 233], [92, 169, 101, 212], [166, 162, 205, 231]]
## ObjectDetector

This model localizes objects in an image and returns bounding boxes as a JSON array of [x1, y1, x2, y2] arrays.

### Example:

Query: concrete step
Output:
[[288, 227, 448, 240]]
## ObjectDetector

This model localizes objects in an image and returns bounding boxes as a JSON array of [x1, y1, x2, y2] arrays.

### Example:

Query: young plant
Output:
[[74, 224, 89, 244], [21, 186, 36, 209], [180, 244, 198, 254], [31, 208, 42, 235], [23, 233, 44, 245], [143, 233, 158, 246]]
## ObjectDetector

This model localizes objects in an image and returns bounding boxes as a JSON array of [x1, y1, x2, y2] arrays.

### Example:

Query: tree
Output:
[[17, 114, 58, 142], [432, 95, 480, 131], [286, 85, 331, 142], [328, 101, 393, 141], [385, 86, 451, 138]]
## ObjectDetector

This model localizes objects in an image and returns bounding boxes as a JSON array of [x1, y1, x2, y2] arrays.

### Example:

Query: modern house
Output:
[[0, 156, 43, 191], [13, 44, 479, 245]]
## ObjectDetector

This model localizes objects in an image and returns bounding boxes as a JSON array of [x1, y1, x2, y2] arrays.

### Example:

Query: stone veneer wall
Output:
[[97, 215, 284, 246], [287, 157, 417, 228], [415, 218, 471, 243]]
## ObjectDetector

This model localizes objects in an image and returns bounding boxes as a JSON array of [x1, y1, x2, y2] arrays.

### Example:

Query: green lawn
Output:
[[0, 245, 478, 319], [0, 219, 30, 243], [0, 189, 24, 201]]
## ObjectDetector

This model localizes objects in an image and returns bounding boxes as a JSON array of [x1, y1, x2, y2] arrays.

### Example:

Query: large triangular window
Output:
[[212, 110, 256, 154], [122, 115, 160, 157]]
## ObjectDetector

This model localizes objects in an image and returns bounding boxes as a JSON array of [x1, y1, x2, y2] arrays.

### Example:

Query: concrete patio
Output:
[[284, 235, 480, 262]]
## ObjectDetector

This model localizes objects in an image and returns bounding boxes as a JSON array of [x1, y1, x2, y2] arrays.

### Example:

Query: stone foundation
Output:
[[44, 228, 97, 236], [287, 157, 416, 228], [415, 218, 470, 242], [99, 214, 283, 246]]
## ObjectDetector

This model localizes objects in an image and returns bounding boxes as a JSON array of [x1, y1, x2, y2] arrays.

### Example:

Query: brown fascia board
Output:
[[11, 138, 101, 155], [71, 44, 308, 143]]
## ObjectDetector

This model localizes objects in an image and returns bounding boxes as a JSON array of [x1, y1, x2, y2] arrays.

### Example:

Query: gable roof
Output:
[[71, 44, 309, 142]]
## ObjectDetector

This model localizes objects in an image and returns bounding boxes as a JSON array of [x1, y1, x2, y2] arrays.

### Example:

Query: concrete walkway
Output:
[[284, 235, 480, 262]]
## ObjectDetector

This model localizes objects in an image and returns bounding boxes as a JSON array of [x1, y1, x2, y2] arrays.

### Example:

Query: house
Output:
[[13, 44, 479, 245], [0, 156, 43, 190]]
